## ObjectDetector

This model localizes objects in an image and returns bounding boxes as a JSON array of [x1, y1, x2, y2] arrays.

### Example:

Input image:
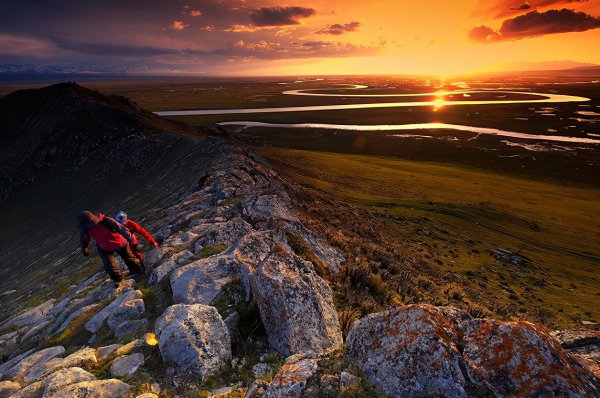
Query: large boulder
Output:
[[154, 304, 231, 380], [170, 255, 241, 305], [250, 251, 342, 356], [43, 379, 130, 398], [464, 319, 597, 397], [347, 305, 600, 398], [346, 305, 468, 398]]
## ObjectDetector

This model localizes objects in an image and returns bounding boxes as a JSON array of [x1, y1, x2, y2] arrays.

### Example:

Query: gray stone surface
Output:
[[110, 353, 145, 378], [42, 367, 96, 397], [347, 305, 469, 398], [250, 251, 342, 356], [11, 381, 43, 398], [223, 312, 239, 346], [154, 304, 231, 380], [264, 354, 318, 398], [23, 347, 97, 383], [114, 319, 148, 339], [85, 288, 142, 333], [2, 346, 65, 380], [106, 299, 145, 330], [0, 299, 55, 330], [148, 259, 178, 285], [97, 344, 123, 359], [54, 304, 99, 336], [170, 255, 241, 305], [43, 379, 130, 398], [20, 320, 51, 343]]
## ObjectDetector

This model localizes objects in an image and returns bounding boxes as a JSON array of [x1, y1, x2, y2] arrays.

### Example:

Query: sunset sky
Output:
[[1, 0, 600, 76]]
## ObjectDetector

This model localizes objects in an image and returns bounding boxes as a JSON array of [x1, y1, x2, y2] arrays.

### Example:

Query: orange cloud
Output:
[[224, 24, 267, 32], [171, 20, 189, 30], [190, 10, 202, 17]]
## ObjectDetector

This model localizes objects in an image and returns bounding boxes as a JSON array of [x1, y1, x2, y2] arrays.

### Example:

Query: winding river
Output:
[[217, 121, 600, 144], [155, 85, 599, 144]]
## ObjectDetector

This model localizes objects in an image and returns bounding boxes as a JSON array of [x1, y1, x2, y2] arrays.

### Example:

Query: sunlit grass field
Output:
[[258, 147, 600, 327]]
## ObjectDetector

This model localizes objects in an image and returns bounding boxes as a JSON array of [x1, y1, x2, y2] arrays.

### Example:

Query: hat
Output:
[[77, 211, 99, 229], [115, 210, 127, 224]]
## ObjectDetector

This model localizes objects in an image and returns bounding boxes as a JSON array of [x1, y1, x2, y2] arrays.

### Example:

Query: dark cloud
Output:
[[52, 37, 193, 57], [48, 36, 379, 61], [315, 21, 361, 35], [510, 3, 532, 11], [473, 0, 589, 19], [469, 8, 600, 42], [248, 6, 316, 27], [0, 0, 377, 72]]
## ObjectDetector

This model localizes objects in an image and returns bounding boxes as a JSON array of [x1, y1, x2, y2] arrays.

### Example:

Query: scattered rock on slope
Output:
[[264, 353, 319, 398]]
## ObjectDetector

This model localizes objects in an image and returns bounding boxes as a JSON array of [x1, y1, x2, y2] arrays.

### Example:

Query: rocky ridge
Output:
[[0, 142, 598, 397]]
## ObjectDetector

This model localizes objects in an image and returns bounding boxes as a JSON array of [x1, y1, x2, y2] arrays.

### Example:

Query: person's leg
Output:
[[97, 246, 123, 282], [130, 243, 145, 263], [117, 245, 143, 275]]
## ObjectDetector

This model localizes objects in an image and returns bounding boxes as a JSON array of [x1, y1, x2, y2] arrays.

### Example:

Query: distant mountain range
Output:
[[1, 61, 598, 80]]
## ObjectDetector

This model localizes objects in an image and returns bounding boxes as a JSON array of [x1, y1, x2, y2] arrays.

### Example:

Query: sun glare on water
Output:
[[433, 95, 446, 111]]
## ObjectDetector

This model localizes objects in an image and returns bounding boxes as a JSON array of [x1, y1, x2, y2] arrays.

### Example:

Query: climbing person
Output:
[[77, 210, 143, 286], [115, 210, 159, 273]]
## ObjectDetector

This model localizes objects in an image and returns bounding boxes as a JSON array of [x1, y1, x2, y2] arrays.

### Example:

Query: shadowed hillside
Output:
[[0, 83, 220, 320]]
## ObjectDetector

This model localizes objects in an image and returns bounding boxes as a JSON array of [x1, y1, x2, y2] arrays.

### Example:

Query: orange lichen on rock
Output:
[[347, 304, 599, 397]]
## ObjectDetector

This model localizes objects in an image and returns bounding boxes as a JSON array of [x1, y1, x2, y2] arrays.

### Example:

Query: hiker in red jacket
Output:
[[77, 210, 143, 285], [115, 210, 158, 270]]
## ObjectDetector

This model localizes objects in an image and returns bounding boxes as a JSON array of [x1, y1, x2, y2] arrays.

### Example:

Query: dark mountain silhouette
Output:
[[0, 83, 223, 318], [0, 82, 201, 202]]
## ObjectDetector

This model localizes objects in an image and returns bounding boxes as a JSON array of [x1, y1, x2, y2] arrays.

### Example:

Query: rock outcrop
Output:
[[154, 304, 231, 379], [250, 251, 342, 356], [347, 305, 600, 397]]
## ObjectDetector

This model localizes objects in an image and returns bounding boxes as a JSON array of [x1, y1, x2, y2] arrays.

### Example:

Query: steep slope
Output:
[[0, 83, 216, 320]]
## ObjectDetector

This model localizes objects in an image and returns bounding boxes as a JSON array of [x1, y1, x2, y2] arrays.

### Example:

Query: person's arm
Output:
[[104, 217, 135, 244], [128, 220, 159, 248], [80, 231, 90, 256]]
